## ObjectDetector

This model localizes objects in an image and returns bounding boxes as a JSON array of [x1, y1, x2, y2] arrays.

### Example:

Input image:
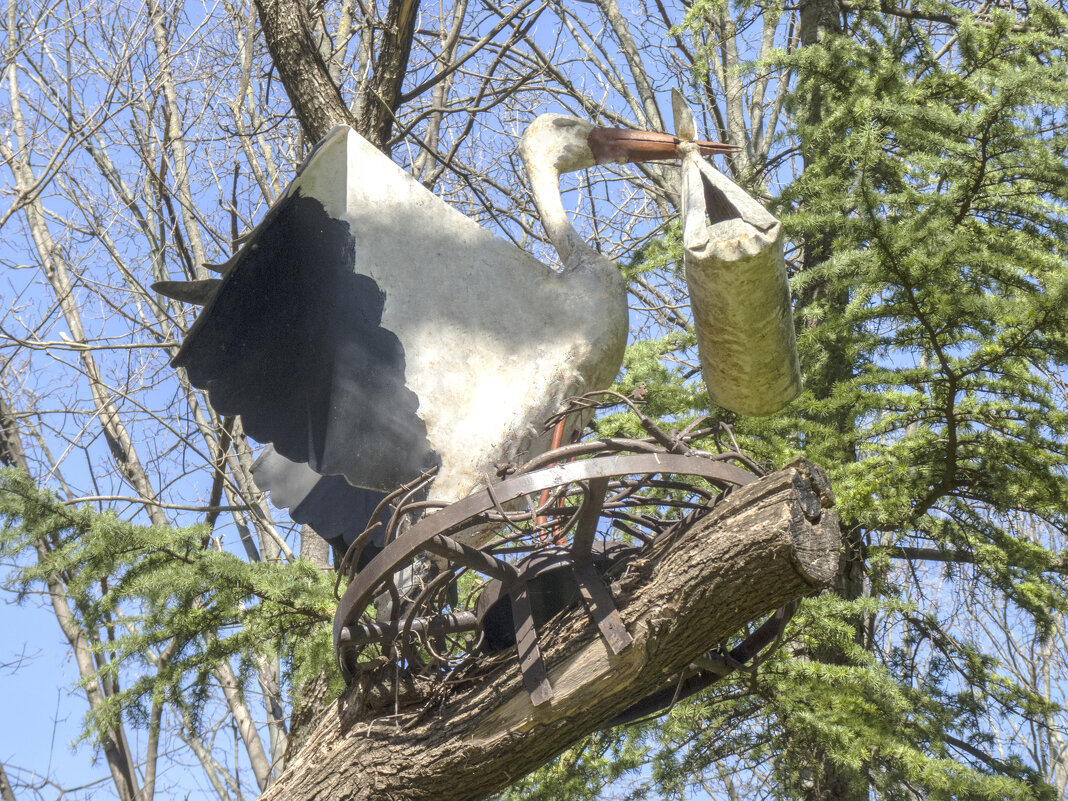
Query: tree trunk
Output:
[[796, 1, 870, 798], [251, 0, 357, 143], [0, 762, 16, 801], [261, 459, 839, 801], [358, 0, 421, 152], [0, 394, 27, 470], [252, 0, 420, 151]]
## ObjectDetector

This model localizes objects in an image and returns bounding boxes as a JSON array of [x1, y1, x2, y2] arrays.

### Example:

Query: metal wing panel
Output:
[[253, 447, 388, 549], [172, 133, 439, 491]]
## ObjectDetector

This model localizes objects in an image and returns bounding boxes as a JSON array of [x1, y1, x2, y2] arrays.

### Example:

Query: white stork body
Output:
[[160, 114, 740, 549], [164, 120, 649, 544], [300, 125, 627, 503]]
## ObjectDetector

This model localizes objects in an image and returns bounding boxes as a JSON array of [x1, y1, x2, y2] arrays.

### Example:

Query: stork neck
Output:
[[528, 164, 596, 271]]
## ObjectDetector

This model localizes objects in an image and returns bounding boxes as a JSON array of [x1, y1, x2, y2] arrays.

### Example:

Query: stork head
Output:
[[519, 113, 737, 177], [518, 111, 737, 266], [519, 115, 598, 174]]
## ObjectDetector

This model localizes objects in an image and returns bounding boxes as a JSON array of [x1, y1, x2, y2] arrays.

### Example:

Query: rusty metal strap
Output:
[[574, 561, 632, 655], [334, 453, 755, 677], [511, 583, 553, 706]]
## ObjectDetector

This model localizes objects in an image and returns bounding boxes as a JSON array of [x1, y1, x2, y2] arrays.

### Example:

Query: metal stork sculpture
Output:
[[156, 95, 796, 557], [157, 93, 806, 711]]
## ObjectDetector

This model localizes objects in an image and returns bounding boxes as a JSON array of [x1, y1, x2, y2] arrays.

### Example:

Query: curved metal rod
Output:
[[335, 520, 384, 597], [603, 601, 800, 728], [333, 452, 756, 679]]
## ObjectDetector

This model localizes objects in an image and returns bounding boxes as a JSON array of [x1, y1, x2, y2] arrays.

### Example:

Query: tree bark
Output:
[[0, 394, 27, 470], [359, 0, 420, 152], [252, 0, 420, 151], [0, 762, 16, 801], [261, 459, 839, 801], [251, 0, 357, 143]]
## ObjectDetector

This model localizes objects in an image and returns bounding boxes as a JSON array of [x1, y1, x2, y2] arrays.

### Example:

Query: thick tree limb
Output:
[[360, 0, 421, 151], [838, 1, 1034, 33], [879, 545, 1068, 575], [252, 0, 357, 142], [253, 0, 421, 150], [261, 459, 839, 801]]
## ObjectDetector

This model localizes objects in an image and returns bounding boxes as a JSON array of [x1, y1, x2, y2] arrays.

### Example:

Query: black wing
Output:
[[253, 446, 388, 558], [172, 191, 439, 491]]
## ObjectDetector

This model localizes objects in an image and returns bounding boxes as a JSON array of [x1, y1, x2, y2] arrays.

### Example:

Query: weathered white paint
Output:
[[231, 108, 797, 540], [276, 124, 628, 506], [673, 93, 802, 416]]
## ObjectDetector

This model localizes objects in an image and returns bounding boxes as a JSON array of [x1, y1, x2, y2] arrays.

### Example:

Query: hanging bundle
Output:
[[674, 92, 802, 417]]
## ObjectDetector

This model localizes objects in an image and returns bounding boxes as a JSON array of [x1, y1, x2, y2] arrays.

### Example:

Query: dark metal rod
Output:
[[423, 533, 519, 582], [571, 477, 609, 561], [339, 611, 478, 646]]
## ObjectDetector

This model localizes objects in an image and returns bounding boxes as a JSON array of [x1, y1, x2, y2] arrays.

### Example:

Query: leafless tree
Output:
[[6, 0, 1056, 797]]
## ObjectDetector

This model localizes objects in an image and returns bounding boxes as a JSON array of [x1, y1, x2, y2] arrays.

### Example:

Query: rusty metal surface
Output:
[[512, 582, 552, 705], [573, 561, 632, 655], [333, 451, 755, 665], [331, 394, 789, 713], [338, 611, 477, 647]]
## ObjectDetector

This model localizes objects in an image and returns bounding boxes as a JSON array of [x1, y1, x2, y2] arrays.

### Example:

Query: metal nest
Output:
[[332, 390, 796, 721]]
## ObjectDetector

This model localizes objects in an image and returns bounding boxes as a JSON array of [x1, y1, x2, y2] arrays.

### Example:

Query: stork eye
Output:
[[553, 118, 579, 128]]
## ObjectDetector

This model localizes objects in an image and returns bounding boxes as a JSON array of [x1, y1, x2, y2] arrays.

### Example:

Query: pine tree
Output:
[[0, 468, 339, 755], [508, 0, 1068, 797]]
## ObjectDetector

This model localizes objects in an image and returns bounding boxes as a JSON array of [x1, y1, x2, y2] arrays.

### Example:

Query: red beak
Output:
[[587, 128, 739, 165]]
